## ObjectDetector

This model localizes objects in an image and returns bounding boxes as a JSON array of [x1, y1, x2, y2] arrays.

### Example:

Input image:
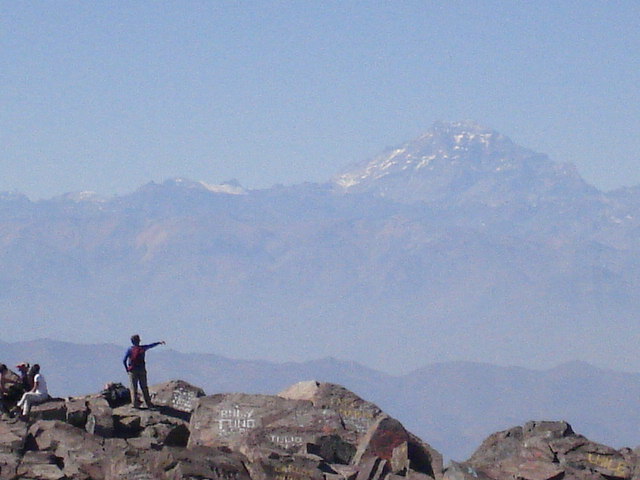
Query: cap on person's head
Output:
[[16, 362, 28, 369]]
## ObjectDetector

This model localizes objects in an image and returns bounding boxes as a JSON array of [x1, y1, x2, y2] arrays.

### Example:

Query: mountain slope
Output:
[[0, 123, 639, 374]]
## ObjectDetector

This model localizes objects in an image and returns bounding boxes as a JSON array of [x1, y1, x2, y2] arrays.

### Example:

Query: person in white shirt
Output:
[[16, 364, 49, 417]]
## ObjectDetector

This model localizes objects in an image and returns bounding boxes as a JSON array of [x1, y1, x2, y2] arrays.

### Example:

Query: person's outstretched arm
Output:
[[142, 341, 166, 351]]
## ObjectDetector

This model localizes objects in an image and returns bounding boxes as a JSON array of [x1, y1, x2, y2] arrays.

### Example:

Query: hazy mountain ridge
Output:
[[1, 339, 639, 461], [0, 122, 639, 374]]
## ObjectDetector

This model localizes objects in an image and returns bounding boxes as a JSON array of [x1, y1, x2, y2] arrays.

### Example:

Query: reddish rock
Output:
[[353, 415, 408, 466], [352, 415, 442, 479]]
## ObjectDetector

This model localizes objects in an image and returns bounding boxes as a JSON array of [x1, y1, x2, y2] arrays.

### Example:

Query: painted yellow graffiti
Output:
[[337, 408, 375, 419], [586, 453, 629, 477]]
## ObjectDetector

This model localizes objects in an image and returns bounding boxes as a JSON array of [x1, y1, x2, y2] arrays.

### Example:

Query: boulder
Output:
[[26, 420, 107, 479], [461, 421, 635, 480], [352, 415, 442, 479], [0, 451, 20, 480], [113, 413, 142, 437], [254, 454, 335, 480], [443, 462, 492, 480], [407, 432, 444, 480], [149, 380, 205, 414], [141, 422, 190, 448], [103, 439, 158, 480], [188, 392, 346, 459], [154, 445, 252, 480], [352, 416, 408, 468], [85, 396, 114, 437], [0, 420, 26, 479], [355, 456, 388, 480], [306, 434, 357, 465], [0, 419, 27, 452], [330, 463, 360, 480], [16, 450, 65, 480], [467, 425, 525, 465], [29, 398, 67, 422], [65, 397, 90, 429], [113, 403, 190, 446], [279, 381, 383, 444]]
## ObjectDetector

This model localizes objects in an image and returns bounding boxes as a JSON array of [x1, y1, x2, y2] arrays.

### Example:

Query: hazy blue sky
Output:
[[2, 1, 639, 199]]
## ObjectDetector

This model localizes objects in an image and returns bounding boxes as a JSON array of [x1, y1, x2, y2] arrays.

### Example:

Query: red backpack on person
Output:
[[127, 345, 145, 371]]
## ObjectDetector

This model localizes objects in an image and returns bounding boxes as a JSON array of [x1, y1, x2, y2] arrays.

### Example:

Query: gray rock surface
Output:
[[0, 380, 636, 480]]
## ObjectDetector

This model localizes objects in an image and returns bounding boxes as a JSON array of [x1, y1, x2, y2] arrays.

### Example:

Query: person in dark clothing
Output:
[[15, 362, 32, 391], [0, 364, 20, 414], [123, 335, 165, 408]]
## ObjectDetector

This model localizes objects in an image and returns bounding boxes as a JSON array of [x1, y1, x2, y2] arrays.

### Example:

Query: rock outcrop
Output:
[[0, 380, 638, 480], [0, 380, 440, 480], [444, 420, 640, 480]]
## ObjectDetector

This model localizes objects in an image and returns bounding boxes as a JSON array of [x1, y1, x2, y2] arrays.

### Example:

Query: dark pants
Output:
[[128, 368, 152, 407]]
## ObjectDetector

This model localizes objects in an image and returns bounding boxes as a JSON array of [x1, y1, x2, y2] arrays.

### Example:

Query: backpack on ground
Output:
[[101, 382, 131, 408]]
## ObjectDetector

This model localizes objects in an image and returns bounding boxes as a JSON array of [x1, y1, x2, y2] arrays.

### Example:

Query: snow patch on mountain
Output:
[[199, 180, 247, 195], [56, 191, 109, 203], [166, 177, 247, 195]]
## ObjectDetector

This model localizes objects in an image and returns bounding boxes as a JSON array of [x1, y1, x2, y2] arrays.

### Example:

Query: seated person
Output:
[[16, 364, 49, 418]]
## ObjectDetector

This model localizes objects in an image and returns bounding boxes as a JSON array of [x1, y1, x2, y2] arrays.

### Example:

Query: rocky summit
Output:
[[0, 379, 638, 480]]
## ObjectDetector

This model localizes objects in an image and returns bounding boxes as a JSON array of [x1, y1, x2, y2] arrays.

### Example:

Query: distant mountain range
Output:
[[1, 339, 639, 462], [1, 121, 638, 374]]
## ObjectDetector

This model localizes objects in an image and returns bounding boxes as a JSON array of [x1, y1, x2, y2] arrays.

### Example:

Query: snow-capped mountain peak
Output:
[[334, 121, 593, 205]]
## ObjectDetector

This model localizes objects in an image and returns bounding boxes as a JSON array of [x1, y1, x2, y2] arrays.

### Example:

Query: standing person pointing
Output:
[[123, 335, 165, 409]]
